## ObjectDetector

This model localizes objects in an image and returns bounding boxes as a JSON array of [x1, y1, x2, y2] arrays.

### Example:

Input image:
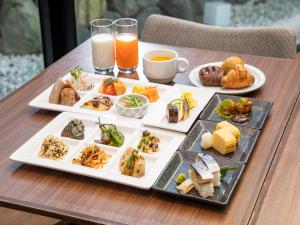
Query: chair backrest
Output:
[[141, 14, 297, 59]]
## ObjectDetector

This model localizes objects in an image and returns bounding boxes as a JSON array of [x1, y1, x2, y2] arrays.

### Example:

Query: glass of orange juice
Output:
[[115, 18, 138, 74]]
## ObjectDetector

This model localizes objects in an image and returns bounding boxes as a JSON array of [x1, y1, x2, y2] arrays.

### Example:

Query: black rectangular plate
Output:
[[153, 151, 245, 206], [199, 94, 272, 129], [180, 120, 260, 163]]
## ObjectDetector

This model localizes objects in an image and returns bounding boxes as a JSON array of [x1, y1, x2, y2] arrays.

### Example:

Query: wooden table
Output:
[[1, 41, 300, 225]]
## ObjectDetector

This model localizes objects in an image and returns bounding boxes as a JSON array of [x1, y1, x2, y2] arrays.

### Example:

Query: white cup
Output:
[[143, 49, 189, 83]]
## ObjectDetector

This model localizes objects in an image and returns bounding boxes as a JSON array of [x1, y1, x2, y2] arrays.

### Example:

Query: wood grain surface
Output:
[[249, 94, 300, 225], [1, 40, 300, 225]]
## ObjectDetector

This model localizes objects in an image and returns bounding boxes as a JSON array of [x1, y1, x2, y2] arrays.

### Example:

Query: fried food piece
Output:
[[236, 98, 253, 114], [218, 99, 236, 116], [49, 78, 65, 104], [60, 80, 80, 106]]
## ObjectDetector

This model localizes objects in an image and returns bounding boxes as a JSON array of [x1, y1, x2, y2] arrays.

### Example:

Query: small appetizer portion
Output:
[[61, 119, 85, 140], [72, 144, 111, 169], [116, 94, 149, 119], [166, 98, 190, 123], [70, 66, 94, 91], [137, 130, 160, 153], [39, 135, 68, 160], [119, 147, 145, 178], [176, 154, 236, 198], [166, 92, 197, 123], [216, 97, 253, 123], [81, 96, 113, 111], [199, 66, 223, 86], [99, 78, 126, 96], [176, 154, 220, 198], [49, 78, 80, 106], [121, 95, 143, 108], [132, 85, 160, 103], [95, 118, 124, 147], [200, 121, 240, 155], [181, 91, 197, 109]]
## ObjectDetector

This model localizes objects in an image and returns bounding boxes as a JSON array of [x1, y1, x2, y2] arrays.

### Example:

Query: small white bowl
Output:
[[116, 94, 149, 119]]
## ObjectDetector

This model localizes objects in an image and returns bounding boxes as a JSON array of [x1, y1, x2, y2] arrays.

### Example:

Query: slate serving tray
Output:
[[179, 120, 260, 163], [199, 94, 272, 129], [153, 151, 245, 206]]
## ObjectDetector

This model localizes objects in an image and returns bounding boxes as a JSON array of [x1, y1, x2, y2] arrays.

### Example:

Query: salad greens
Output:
[[220, 166, 236, 179]]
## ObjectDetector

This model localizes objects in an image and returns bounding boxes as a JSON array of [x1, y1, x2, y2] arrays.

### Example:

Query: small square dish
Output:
[[199, 94, 272, 129], [179, 120, 260, 163], [142, 84, 215, 133], [153, 151, 245, 206]]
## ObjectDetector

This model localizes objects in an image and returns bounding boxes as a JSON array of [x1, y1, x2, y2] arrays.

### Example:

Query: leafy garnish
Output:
[[239, 97, 249, 104], [215, 107, 235, 119], [124, 96, 142, 107], [220, 166, 236, 179], [70, 66, 83, 80]]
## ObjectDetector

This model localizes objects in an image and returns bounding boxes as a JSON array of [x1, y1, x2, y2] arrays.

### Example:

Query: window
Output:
[[0, 0, 44, 100]]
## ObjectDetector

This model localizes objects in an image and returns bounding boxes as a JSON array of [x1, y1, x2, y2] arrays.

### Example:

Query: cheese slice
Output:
[[212, 128, 236, 154], [216, 121, 240, 142]]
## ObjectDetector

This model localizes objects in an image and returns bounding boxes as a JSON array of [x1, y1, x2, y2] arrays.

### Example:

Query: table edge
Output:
[[0, 196, 125, 225]]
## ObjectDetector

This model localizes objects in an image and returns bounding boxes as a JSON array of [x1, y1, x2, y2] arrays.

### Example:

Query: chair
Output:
[[141, 14, 297, 59]]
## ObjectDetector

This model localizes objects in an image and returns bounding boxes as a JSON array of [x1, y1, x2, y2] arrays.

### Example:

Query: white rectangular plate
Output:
[[10, 112, 185, 189], [29, 72, 174, 120], [142, 84, 215, 133]]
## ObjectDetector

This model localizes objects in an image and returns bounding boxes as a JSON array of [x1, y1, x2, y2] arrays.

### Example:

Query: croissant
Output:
[[221, 64, 254, 89]]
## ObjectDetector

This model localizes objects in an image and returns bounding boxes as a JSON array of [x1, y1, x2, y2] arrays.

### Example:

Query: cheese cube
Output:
[[212, 128, 236, 154], [216, 121, 240, 142]]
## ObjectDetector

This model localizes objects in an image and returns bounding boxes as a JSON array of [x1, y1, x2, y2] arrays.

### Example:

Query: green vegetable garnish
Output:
[[215, 108, 234, 119], [96, 118, 124, 147], [239, 98, 248, 104], [70, 66, 83, 80], [220, 99, 233, 107], [124, 96, 142, 107], [220, 166, 236, 179], [125, 150, 139, 169], [176, 173, 186, 185]]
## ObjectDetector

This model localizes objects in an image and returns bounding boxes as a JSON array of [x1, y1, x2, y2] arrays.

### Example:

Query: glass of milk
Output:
[[90, 19, 115, 74]]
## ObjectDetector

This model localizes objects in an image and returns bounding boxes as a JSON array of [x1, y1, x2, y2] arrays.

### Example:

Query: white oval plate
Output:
[[189, 62, 266, 95]]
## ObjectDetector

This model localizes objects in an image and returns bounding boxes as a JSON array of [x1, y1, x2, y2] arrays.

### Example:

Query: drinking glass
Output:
[[90, 19, 115, 74], [115, 18, 138, 74]]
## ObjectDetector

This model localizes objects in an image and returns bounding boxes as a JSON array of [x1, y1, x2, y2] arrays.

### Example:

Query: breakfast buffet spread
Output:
[[10, 45, 272, 206]]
